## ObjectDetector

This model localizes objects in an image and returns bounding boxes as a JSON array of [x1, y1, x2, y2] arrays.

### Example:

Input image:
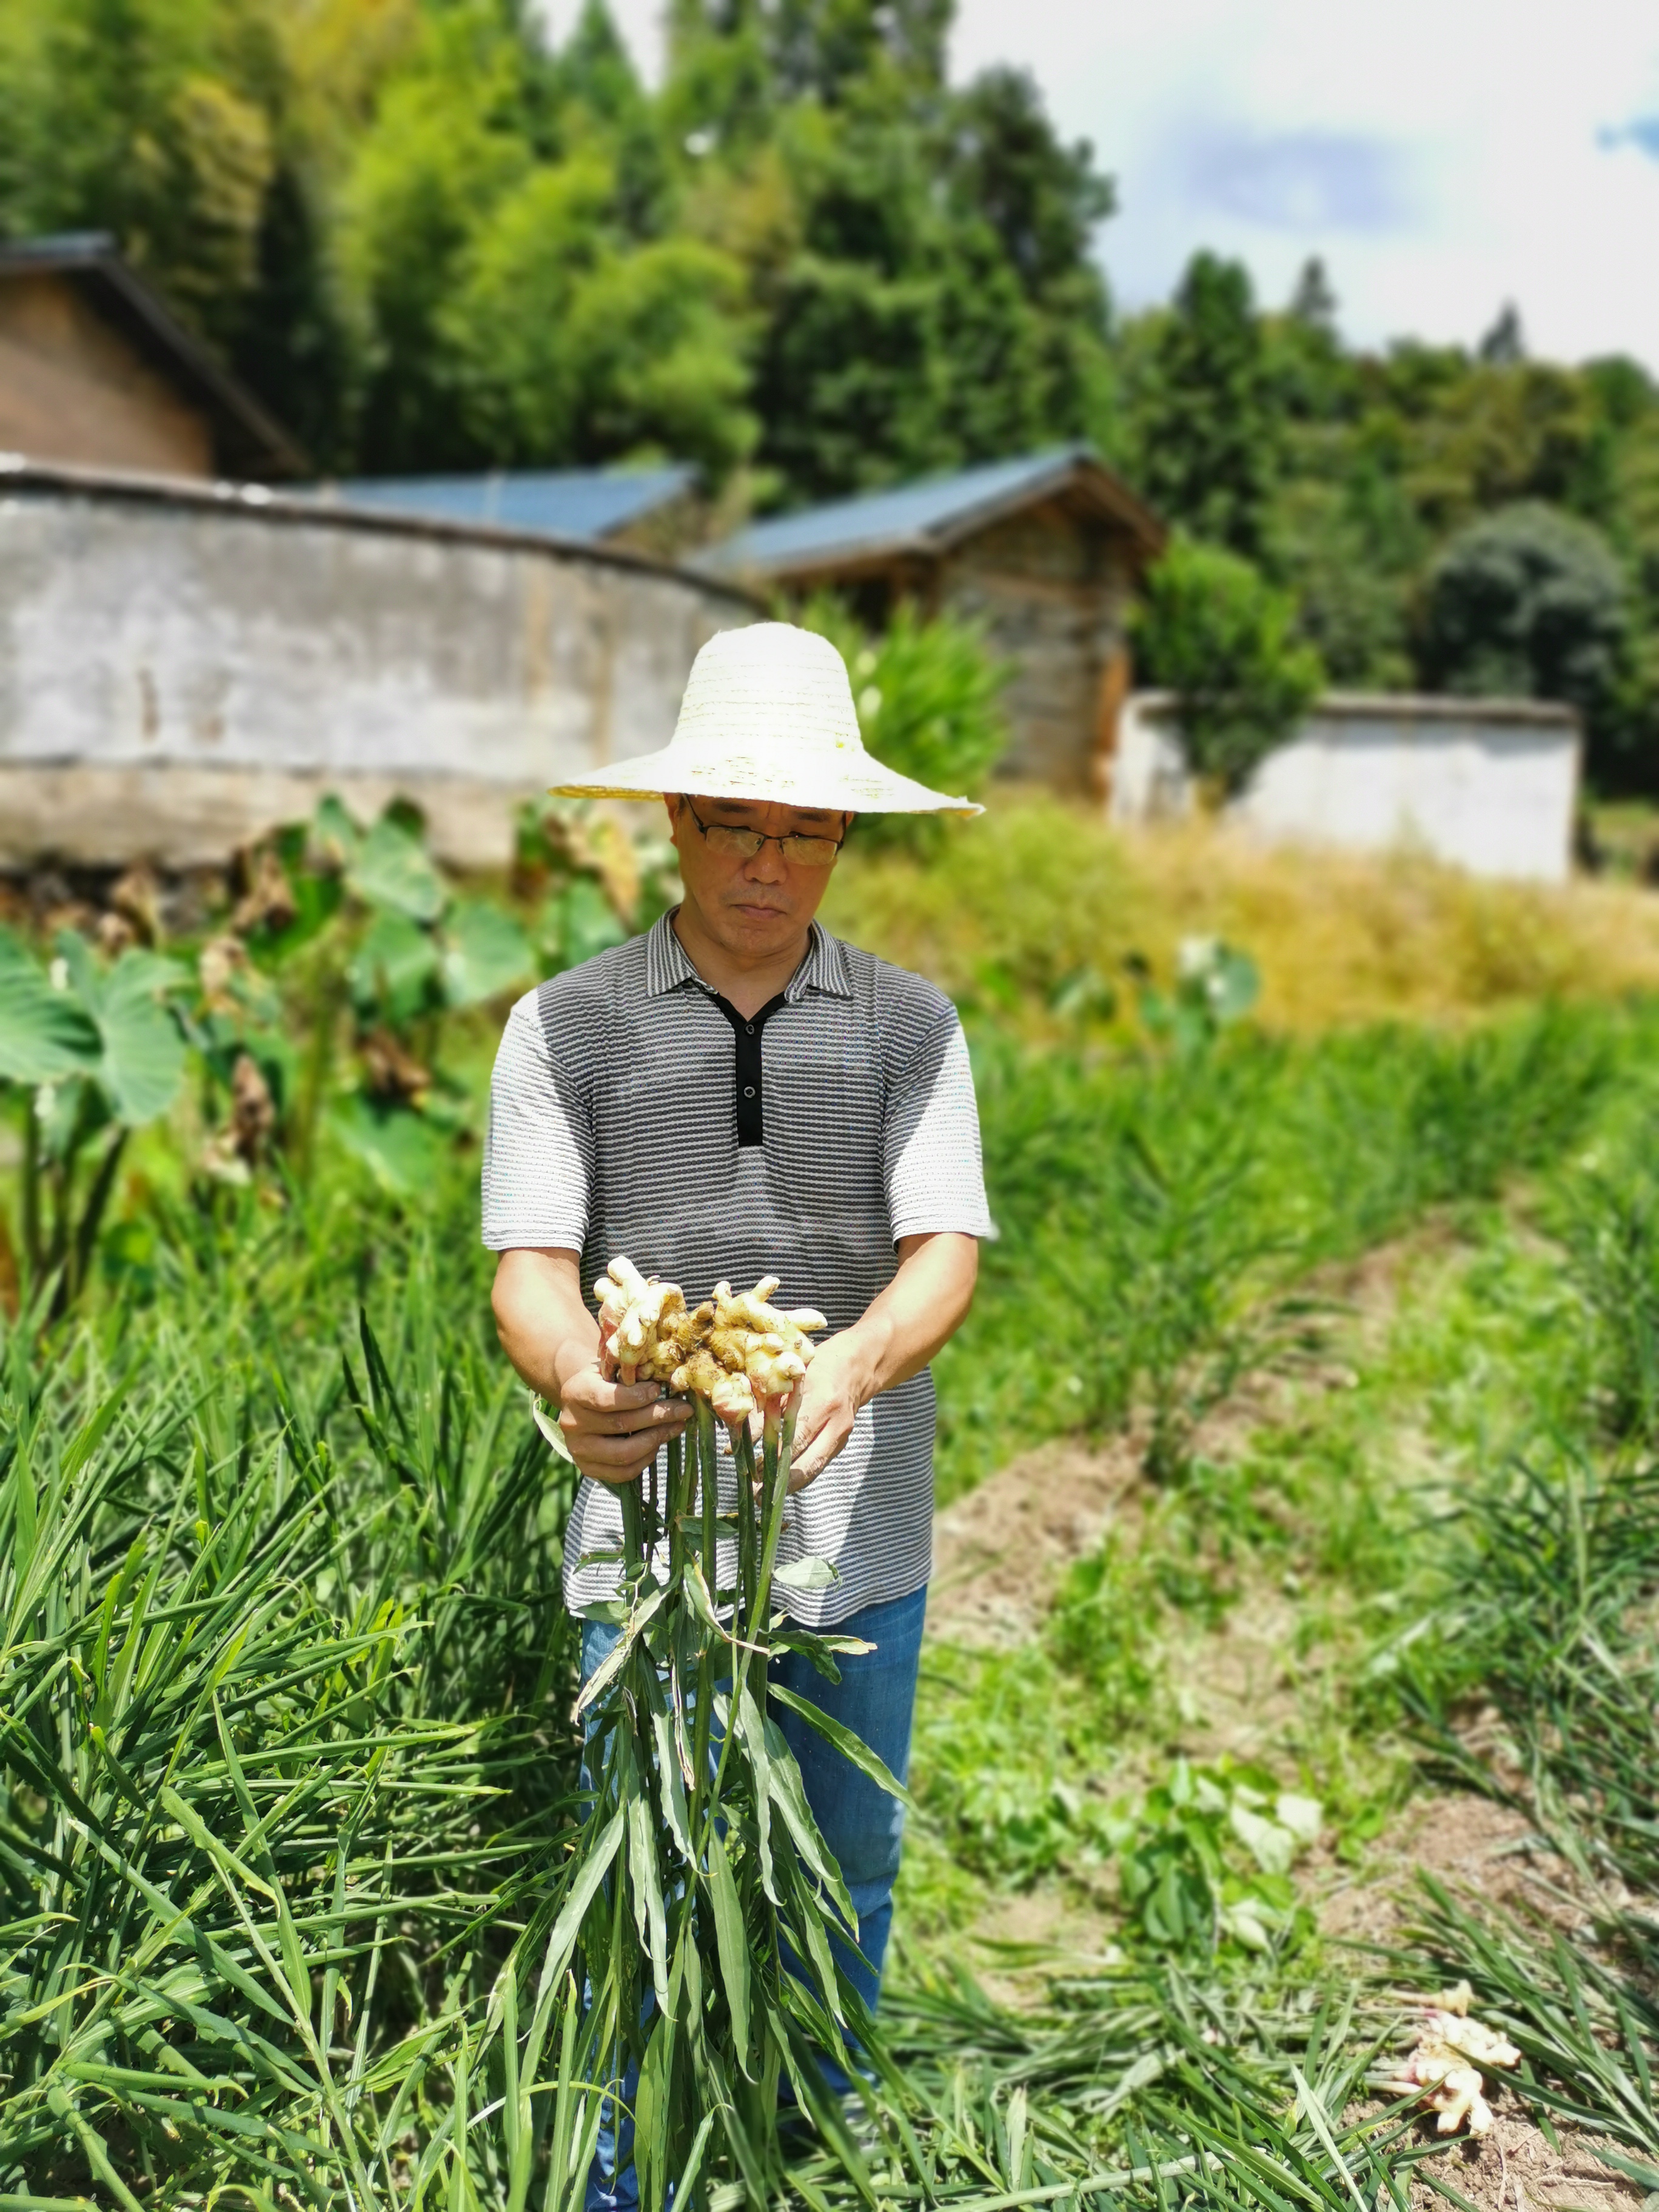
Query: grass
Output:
[[933, 998, 1641, 1501], [8, 811, 1659, 2201]]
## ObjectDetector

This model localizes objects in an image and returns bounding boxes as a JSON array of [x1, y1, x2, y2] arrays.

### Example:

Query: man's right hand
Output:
[[555, 1361, 692, 1486]]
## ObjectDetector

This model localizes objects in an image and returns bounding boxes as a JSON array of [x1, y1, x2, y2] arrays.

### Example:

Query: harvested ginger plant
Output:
[[525, 1257, 900, 2212]]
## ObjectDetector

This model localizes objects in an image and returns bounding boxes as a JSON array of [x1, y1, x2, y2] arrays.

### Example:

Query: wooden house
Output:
[[0, 233, 303, 481], [703, 446, 1164, 789]]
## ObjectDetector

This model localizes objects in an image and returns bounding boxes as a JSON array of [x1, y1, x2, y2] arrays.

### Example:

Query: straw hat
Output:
[[549, 621, 984, 816]]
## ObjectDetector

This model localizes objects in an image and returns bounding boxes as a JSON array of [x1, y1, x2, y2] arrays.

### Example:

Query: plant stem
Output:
[[620, 1476, 644, 1580], [665, 1429, 685, 1581]]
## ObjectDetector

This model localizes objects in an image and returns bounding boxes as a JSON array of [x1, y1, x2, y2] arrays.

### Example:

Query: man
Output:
[[482, 621, 989, 2191]]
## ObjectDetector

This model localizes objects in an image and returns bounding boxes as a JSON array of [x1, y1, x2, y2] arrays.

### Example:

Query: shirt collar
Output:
[[644, 911, 853, 1003]]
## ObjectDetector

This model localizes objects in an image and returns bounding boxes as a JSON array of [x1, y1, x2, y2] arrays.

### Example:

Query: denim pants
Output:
[[580, 1582, 927, 2212]]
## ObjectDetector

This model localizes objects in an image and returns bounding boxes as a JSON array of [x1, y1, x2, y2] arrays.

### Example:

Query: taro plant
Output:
[[800, 594, 1011, 853], [0, 928, 188, 1313]]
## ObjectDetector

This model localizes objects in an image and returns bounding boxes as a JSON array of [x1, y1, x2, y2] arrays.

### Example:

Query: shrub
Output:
[[1133, 537, 1324, 796], [799, 594, 1010, 850], [1418, 499, 1627, 727]]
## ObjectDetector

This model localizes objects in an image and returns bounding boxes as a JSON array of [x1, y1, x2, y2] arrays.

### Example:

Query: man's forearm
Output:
[[788, 1230, 978, 1484], [492, 1248, 599, 1399], [837, 1231, 978, 1402]]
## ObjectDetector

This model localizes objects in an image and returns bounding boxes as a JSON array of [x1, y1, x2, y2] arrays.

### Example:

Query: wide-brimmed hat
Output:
[[549, 622, 984, 816]]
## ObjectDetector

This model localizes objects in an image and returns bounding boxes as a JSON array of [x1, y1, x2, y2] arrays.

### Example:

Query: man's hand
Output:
[[557, 1361, 691, 1487], [780, 1230, 979, 1493], [788, 1330, 872, 1490], [494, 1247, 690, 1487]]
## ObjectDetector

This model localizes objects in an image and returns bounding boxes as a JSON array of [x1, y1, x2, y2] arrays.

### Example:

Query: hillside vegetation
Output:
[[5, 1, 1659, 786]]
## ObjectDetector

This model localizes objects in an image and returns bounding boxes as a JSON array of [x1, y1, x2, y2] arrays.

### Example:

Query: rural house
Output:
[[0, 232, 303, 482], [703, 446, 1164, 789]]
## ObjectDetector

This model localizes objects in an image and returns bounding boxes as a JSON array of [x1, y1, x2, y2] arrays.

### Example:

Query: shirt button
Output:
[[745, 1022, 754, 1033], [743, 1085, 756, 1098]]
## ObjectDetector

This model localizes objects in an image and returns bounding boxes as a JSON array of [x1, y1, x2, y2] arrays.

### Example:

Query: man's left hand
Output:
[[786, 1330, 871, 1490]]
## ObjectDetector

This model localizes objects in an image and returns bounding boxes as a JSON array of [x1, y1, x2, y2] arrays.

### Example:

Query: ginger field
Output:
[[3, 801, 1659, 2208]]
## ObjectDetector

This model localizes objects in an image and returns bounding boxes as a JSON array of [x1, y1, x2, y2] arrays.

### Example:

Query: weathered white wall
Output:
[[1111, 691, 1581, 884], [0, 463, 754, 867]]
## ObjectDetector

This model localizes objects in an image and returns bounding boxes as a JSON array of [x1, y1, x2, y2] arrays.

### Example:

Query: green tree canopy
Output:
[[1134, 537, 1324, 797], [1419, 501, 1628, 730], [1124, 252, 1281, 560]]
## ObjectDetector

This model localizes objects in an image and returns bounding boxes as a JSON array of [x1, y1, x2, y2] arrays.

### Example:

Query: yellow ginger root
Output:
[[669, 1347, 723, 1399], [595, 1258, 825, 1420], [712, 1278, 827, 1340], [1378, 1985, 1520, 2137], [709, 1368, 757, 1424], [591, 1258, 687, 1379]]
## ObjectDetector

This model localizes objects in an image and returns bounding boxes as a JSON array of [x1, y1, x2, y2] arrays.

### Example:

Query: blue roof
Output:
[[703, 445, 1159, 577], [312, 465, 696, 543]]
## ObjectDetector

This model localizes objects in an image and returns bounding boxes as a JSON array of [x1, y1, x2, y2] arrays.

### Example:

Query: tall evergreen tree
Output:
[[1128, 250, 1280, 558]]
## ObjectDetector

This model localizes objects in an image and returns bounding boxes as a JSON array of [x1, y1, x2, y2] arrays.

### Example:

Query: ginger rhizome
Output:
[[1377, 1981, 1521, 2136], [592, 1256, 826, 1424]]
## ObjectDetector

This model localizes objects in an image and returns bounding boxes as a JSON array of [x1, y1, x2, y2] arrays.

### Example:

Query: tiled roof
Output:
[[314, 465, 696, 543], [702, 446, 1161, 578]]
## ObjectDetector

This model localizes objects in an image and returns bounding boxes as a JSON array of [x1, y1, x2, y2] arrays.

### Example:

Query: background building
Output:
[[704, 447, 1165, 793], [0, 234, 303, 482]]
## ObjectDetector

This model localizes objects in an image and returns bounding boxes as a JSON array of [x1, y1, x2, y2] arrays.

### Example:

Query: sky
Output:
[[538, 0, 1659, 370]]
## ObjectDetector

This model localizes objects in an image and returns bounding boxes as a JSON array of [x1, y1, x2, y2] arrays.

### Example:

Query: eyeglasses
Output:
[[679, 797, 846, 868]]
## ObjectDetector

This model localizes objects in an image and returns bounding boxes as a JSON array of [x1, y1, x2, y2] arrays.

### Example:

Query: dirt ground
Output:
[[922, 1339, 1655, 2208]]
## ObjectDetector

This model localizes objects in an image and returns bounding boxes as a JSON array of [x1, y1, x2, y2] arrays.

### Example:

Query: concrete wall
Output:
[[0, 275, 215, 478], [1112, 690, 1581, 884], [938, 501, 1133, 791], [0, 463, 756, 868]]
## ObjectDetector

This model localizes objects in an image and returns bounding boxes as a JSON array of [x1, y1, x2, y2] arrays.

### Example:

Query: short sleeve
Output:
[[480, 989, 594, 1252], [883, 1005, 993, 1242]]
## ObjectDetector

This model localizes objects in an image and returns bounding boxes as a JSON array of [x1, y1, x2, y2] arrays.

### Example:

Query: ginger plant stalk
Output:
[[518, 1260, 910, 2212]]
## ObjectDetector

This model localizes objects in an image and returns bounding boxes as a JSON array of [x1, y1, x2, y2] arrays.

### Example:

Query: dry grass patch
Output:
[[827, 792, 1659, 1032]]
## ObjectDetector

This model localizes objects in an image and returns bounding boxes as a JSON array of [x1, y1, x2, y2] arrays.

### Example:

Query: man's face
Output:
[[666, 794, 851, 960]]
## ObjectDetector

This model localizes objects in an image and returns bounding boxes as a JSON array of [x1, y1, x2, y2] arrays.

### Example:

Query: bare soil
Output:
[[929, 1432, 1144, 1646]]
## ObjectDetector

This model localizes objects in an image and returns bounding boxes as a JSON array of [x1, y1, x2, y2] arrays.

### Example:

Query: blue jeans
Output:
[[580, 1583, 926, 2212]]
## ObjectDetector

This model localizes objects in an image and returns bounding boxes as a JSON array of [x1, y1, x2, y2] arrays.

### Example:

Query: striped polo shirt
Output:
[[480, 911, 991, 1627]]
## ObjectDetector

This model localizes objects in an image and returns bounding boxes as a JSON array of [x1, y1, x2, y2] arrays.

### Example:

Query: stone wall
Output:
[[0, 463, 756, 868], [1112, 689, 1581, 884]]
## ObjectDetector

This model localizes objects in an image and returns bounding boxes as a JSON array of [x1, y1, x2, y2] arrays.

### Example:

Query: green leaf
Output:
[[93, 950, 189, 1125], [626, 1792, 670, 2011], [348, 908, 440, 1023], [759, 1711, 856, 1928], [0, 930, 100, 1082], [773, 1555, 839, 1592], [706, 1826, 751, 2069], [328, 1096, 448, 1195], [545, 878, 626, 971], [312, 793, 363, 868], [348, 812, 447, 922], [768, 1683, 915, 1809], [441, 900, 534, 1009], [1229, 1801, 1295, 1876]]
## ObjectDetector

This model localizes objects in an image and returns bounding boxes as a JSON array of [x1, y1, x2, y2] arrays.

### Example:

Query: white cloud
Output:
[[537, 0, 1659, 367]]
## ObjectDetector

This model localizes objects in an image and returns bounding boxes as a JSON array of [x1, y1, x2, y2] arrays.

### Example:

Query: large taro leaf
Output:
[[347, 811, 446, 923], [544, 877, 626, 972], [56, 936, 190, 1125], [329, 1093, 449, 1195], [0, 930, 101, 1083], [348, 908, 441, 1024], [441, 899, 534, 1009]]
